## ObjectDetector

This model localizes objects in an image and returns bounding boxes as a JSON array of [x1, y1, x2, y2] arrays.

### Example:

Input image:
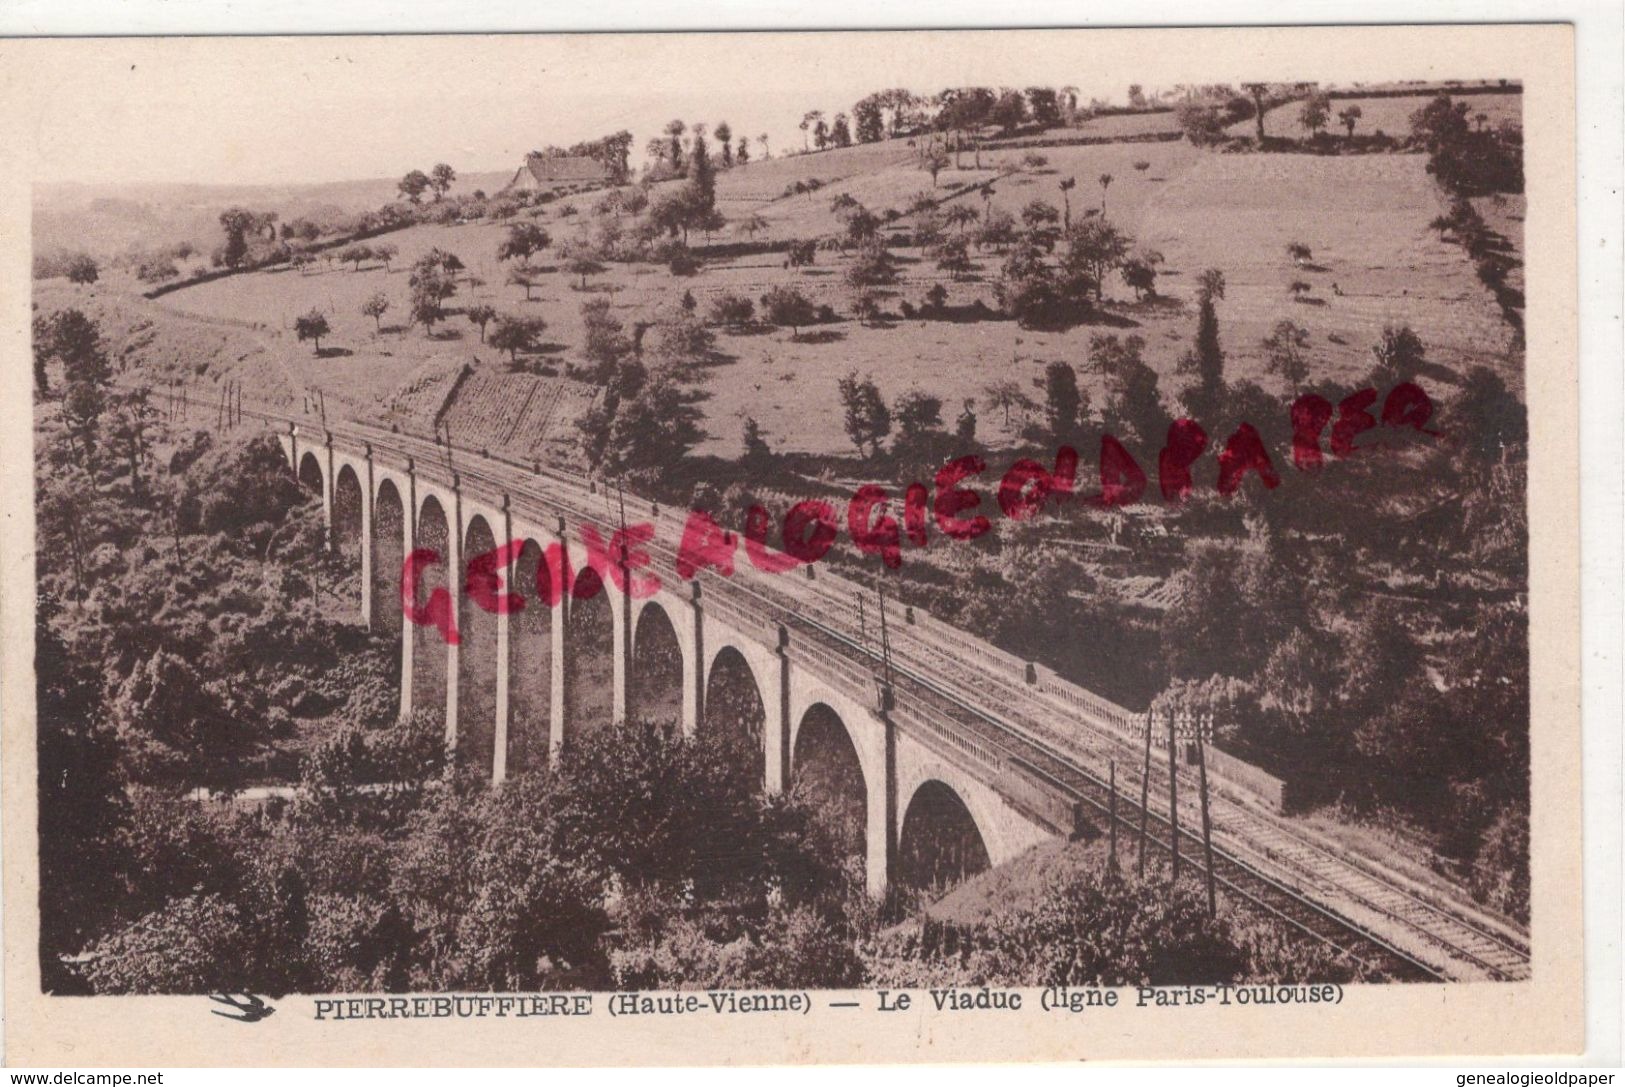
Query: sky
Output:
[[14, 30, 1492, 188]]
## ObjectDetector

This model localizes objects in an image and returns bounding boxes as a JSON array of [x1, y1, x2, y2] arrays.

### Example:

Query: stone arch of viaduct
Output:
[[285, 429, 1050, 897]]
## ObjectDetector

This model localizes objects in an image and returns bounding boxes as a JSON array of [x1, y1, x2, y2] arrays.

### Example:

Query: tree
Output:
[[1370, 324, 1427, 386], [892, 389, 944, 457], [836, 371, 890, 457], [489, 315, 547, 366], [830, 113, 852, 148], [398, 169, 432, 204], [568, 256, 607, 290], [507, 265, 543, 301], [410, 277, 455, 334], [581, 298, 633, 373], [920, 143, 950, 187], [1021, 199, 1061, 234], [1176, 100, 1230, 146], [1098, 173, 1114, 216], [759, 287, 818, 340], [596, 377, 702, 474], [361, 293, 390, 332], [708, 293, 755, 330], [1026, 86, 1062, 129], [1120, 256, 1157, 300], [854, 97, 885, 143], [936, 235, 972, 280], [31, 312, 51, 392], [1095, 333, 1166, 447], [1241, 83, 1271, 143], [740, 415, 772, 466], [465, 303, 496, 342], [429, 163, 457, 201], [844, 241, 899, 288], [1043, 361, 1086, 440], [104, 387, 158, 498], [943, 204, 980, 236], [1262, 319, 1311, 390], [1449, 365, 1527, 464], [800, 110, 823, 152], [1177, 272, 1227, 419], [35, 308, 111, 390], [294, 310, 331, 353], [1197, 267, 1227, 304], [340, 244, 373, 272], [813, 117, 830, 151], [976, 208, 1018, 252], [1299, 94, 1332, 138], [690, 130, 717, 212], [373, 243, 398, 271], [650, 308, 714, 366], [956, 399, 978, 446], [498, 222, 552, 263], [982, 380, 1034, 427], [1339, 104, 1363, 139], [714, 121, 734, 166], [991, 90, 1027, 135], [66, 254, 99, 285], [851, 289, 884, 326], [735, 137, 751, 166], [664, 119, 687, 169], [1060, 217, 1132, 302]]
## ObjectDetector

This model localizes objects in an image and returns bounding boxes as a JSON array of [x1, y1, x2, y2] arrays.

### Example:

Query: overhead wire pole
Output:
[[1196, 712, 1217, 916], [1108, 758, 1118, 871], [1169, 704, 1181, 886], [1137, 707, 1153, 876]]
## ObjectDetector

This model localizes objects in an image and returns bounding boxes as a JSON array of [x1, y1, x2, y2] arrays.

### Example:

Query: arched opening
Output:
[[411, 493, 451, 728], [630, 602, 683, 729], [790, 703, 867, 864], [564, 565, 614, 745], [456, 514, 499, 779], [373, 479, 405, 641], [506, 538, 552, 775], [702, 646, 766, 789], [896, 780, 991, 895], [332, 465, 364, 614], [298, 450, 324, 496]]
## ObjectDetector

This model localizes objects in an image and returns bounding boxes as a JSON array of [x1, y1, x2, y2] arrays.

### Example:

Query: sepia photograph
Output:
[[0, 23, 1592, 1066]]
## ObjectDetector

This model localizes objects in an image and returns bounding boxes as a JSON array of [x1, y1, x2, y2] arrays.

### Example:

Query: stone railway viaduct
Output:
[[273, 412, 1532, 983], [283, 423, 1052, 898]]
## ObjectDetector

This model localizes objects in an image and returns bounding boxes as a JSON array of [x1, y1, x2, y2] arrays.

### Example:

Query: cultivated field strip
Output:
[[218, 392, 1529, 982]]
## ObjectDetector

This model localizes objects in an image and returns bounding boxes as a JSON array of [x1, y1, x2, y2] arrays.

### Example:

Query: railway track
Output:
[[197, 391, 1530, 982]]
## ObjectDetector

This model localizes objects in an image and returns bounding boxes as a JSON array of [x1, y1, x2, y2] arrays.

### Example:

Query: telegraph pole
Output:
[[1168, 704, 1180, 886], [1137, 709, 1153, 876], [1196, 717, 1217, 916], [1108, 759, 1118, 870]]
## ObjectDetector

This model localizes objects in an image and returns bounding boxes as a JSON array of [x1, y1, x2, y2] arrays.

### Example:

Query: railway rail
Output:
[[182, 389, 1530, 983]]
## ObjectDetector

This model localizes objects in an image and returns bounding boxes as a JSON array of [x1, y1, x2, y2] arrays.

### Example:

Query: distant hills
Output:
[[33, 170, 515, 259]]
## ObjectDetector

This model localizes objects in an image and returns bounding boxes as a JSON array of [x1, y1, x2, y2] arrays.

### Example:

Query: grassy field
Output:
[[55, 128, 1519, 465], [1232, 92, 1524, 141]]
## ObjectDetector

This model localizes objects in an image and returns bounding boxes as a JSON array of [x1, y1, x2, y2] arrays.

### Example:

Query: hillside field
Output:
[[46, 130, 1517, 465]]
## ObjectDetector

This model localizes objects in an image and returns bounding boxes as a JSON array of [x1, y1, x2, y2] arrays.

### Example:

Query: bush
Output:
[[708, 293, 755, 329], [668, 249, 700, 276]]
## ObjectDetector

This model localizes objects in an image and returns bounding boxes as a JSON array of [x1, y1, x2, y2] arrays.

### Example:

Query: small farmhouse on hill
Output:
[[500, 152, 614, 194]]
